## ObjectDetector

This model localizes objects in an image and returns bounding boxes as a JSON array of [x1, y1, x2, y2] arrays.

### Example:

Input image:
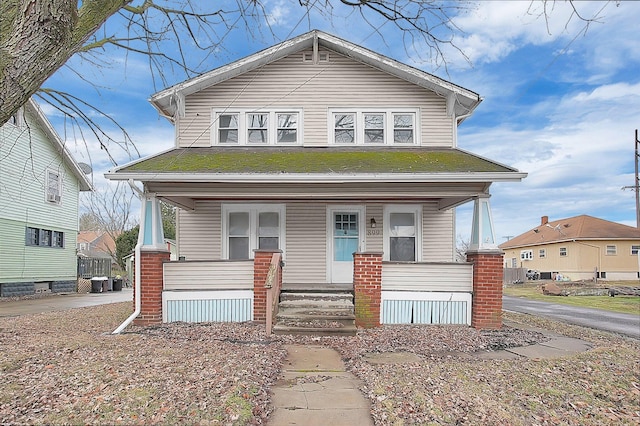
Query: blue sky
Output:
[[41, 0, 640, 242]]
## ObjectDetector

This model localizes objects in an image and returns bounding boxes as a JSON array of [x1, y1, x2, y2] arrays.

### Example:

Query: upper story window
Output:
[[6, 108, 24, 127], [539, 249, 546, 258], [329, 109, 419, 145], [520, 250, 533, 261], [606, 245, 617, 255], [560, 247, 567, 257], [213, 109, 301, 145], [46, 170, 61, 204], [631, 245, 640, 255]]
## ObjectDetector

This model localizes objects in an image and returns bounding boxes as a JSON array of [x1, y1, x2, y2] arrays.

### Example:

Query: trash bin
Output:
[[91, 276, 108, 293], [112, 278, 123, 291], [91, 278, 102, 293]]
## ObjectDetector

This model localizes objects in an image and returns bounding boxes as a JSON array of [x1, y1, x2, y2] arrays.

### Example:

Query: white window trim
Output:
[[605, 245, 617, 256], [539, 249, 546, 258], [212, 108, 303, 146], [328, 108, 420, 146], [45, 169, 62, 204], [383, 204, 422, 262], [520, 250, 533, 261], [221, 204, 286, 259], [631, 245, 640, 255]]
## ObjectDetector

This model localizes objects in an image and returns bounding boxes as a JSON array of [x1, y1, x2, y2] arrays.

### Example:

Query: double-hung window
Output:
[[223, 204, 285, 259], [330, 109, 418, 145], [384, 205, 422, 262], [520, 250, 533, 261], [214, 109, 301, 145], [46, 170, 61, 204]]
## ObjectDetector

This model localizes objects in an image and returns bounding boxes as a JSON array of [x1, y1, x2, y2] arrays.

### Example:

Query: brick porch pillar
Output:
[[467, 250, 504, 329], [253, 249, 282, 323], [134, 249, 170, 326], [353, 252, 382, 328]]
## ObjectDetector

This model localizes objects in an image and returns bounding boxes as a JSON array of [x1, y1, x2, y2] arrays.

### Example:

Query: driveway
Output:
[[503, 295, 640, 340], [0, 289, 132, 318]]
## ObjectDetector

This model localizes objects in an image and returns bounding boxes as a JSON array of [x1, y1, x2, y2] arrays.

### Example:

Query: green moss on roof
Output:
[[118, 148, 513, 174]]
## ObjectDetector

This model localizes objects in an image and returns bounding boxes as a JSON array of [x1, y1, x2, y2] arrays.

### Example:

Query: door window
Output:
[[334, 213, 359, 261]]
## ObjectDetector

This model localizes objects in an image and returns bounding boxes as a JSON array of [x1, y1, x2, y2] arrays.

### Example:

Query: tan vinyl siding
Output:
[[422, 202, 454, 262], [365, 204, 384, 252], [179, 49, 452, 148], [382, 262, 473, 292], [177, 201, 221, 260], [164, 260, 253, 290], [283, 203, 327, 283]]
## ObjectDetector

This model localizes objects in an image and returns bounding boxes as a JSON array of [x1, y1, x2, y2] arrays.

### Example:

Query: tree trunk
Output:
[[0, 0, 129, 125]]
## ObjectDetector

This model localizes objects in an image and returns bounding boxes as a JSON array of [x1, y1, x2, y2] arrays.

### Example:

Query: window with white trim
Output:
[[560, 247, 567, 257], [631, 245, 640, 255], [606, 245, 617, 255], [46, 170, 61, 204], [520, 250, 533, 261], [213, 110, 301, 145], [222, 204, 285, 259], [383, 205, 422, 262], [539, 249, 546, 258], [329, 109, 419, 145], [6, 108, 24, 127]]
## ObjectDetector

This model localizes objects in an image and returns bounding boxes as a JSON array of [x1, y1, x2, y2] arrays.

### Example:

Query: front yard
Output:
[[1, 302, 638, 425]]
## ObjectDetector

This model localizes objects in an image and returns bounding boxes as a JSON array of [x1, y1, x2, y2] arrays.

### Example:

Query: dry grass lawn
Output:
[[0, 302, 638, 425]]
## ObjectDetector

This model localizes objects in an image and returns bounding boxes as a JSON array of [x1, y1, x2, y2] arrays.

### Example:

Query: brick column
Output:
[[467, 250, 504, 329], [353, 252, 382, 328], [253, 250, 282, 323], [134, 249, 170, 326]]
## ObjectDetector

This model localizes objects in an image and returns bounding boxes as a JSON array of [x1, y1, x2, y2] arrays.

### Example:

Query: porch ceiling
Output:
[[147, 181, 490, 211]]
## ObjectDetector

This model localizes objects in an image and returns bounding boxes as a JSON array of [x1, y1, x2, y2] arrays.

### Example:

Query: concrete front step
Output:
[[280, 292, 353, 302], [273, 323, 357, 336], [274, 290, 356, 336]]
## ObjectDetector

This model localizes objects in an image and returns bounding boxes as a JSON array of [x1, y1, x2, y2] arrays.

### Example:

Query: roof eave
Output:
[[150, 30, 481, 119], [104, 171, 527, 184]]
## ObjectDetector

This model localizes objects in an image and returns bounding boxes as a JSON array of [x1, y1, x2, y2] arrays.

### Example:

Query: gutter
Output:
[[112, 180, 146, 334]]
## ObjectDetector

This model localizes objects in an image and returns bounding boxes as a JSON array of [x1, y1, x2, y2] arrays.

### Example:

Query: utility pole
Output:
[[622, 129, 640, 228]]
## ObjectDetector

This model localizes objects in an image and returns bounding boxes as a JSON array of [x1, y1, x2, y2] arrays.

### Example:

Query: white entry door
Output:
[[328, 206, 365, 283]]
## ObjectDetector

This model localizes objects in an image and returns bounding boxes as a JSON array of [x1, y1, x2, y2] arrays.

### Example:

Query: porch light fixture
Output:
[[370, 218, 377, 228]]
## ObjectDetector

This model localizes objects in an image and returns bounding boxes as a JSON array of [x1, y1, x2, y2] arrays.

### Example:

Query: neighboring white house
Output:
[[106, 30, 525, 330], [0, 99, 93, 297]]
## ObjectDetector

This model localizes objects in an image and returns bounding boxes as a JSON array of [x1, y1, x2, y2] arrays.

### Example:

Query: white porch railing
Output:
[[382, 262, 473, 292], [381, 262, 473, 325], [163, 260, 254, 290]]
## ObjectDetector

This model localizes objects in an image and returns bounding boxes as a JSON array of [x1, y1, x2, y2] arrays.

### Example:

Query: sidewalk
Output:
[[268, 345, 374, 426], [0, 289, 132, 317]]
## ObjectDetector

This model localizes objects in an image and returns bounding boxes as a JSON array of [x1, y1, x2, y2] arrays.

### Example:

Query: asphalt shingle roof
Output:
[[115, 147, 517, 175]]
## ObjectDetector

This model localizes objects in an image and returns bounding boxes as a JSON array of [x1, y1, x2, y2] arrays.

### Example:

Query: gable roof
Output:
[[150, 30, 481, 121], [500, 215, 640, 249], [105, 147, 525, 183], [26, 99, 93, 191]]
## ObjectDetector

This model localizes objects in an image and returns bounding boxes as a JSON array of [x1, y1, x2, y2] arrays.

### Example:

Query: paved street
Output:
[[503, 295, 640, 340], [0, 289, 132, 318]]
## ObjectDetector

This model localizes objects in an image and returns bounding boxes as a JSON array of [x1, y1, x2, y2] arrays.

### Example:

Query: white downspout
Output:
[[112, 180, 146, 334]]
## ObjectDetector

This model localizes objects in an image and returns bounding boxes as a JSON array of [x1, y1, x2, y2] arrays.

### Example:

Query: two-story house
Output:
[[106, 30, 525, 332], [0, 99, 93, 297]]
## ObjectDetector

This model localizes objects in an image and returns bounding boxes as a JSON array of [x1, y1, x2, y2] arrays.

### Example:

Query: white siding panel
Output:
[[163, 290, 253, 323], [381, 291, 472, 325], [382, 262, 473, 292], [180, 50, 452, 148], [283, 203, 326, 283], [164, 260, 253, 290], [177, 201, 221, 260], [423, 202, 454, 262]]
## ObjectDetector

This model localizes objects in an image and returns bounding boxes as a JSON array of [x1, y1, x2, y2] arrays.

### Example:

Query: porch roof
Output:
[[106, 147, 525, 182]]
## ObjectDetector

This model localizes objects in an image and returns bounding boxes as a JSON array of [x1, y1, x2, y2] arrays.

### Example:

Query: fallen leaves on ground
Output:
[[1, 303, 638, 425]]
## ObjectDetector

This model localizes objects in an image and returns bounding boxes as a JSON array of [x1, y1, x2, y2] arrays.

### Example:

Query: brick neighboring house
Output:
[[77, 230, 118, 263], [500, 215, 640, 281], [106, 30, 526, 331]]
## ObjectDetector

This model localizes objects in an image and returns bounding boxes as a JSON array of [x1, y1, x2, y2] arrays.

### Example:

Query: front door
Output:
[[328, 206, 365, 283]]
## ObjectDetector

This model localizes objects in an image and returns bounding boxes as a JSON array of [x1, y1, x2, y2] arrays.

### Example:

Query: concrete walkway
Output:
[[0, 289, 132, 317], [269, 344, 374, 426]]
